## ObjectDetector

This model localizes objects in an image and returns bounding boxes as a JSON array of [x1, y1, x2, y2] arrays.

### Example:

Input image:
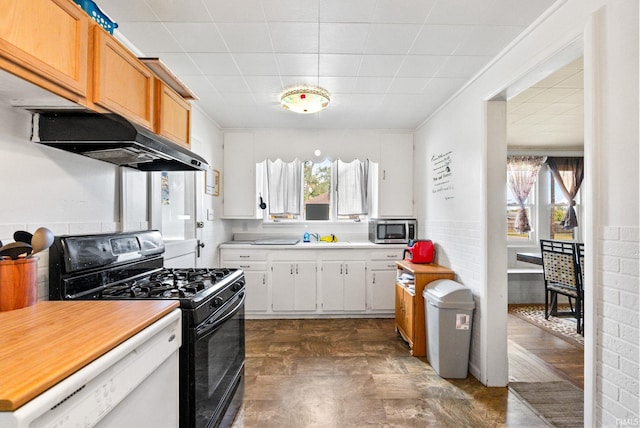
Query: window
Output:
[[549, 170, 580, 241], [507, 184, 535, 241], [261, 158, 368, 222], [304, 159, 331, 220]]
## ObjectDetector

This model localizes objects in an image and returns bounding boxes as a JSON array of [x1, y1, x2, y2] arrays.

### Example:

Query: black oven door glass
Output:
[[378, 223, 406, 239], [193, 292, 245, 428]]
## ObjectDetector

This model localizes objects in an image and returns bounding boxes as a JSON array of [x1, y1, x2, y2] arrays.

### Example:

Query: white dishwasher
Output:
[[0, 308, 182, 428]]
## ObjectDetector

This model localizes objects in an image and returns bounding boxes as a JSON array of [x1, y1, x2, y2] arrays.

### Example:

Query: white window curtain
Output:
[[336, 159, 369, 215], [507, 156, 546, 233], [267, 159, 302, 215]]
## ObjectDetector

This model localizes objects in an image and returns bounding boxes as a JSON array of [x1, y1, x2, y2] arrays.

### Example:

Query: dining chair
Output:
[[540, 239, 584, 334]]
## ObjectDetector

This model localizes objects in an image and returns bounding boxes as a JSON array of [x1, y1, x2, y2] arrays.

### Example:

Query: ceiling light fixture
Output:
[[280, 86, 330, 114]]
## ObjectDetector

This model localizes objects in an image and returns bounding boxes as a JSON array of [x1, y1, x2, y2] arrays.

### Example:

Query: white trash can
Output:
[[423, 279, 475, 378]]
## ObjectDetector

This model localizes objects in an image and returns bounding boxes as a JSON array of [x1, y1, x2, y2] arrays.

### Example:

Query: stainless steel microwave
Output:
[[368, 219, 417, 244]]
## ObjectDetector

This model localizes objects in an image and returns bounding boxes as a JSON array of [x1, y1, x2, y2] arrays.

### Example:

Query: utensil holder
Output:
[[0, 257, 38, 311]]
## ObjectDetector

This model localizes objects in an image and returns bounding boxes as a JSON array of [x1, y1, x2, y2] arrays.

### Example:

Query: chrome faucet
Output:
[[310, 233, 320, 242]]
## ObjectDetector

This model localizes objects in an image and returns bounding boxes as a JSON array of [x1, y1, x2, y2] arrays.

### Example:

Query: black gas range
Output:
[[49, 230, 245, 428]]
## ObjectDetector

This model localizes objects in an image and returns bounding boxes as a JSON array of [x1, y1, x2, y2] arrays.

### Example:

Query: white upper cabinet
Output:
[[372, 134, 414, 218], [222, 133, 257, 218]]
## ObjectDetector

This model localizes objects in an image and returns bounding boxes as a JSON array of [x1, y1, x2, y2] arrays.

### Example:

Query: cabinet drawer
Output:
[[367, 250, 404, 261], [270, 250, 316, 261], [224, 262, 267, 271], [367, 261, 399, 271], [220, 250, 268, 261]]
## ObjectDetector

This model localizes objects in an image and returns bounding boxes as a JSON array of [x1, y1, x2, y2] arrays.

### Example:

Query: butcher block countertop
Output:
[[0, 300, 179, 411]]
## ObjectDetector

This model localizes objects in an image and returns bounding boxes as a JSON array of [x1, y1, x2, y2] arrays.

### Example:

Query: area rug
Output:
[[509, 304, 584, 349], [509, 381, 583, 428]]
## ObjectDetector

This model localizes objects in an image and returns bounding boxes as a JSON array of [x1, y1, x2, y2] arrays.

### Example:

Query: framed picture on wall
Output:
[[205, 168, 220, 196]]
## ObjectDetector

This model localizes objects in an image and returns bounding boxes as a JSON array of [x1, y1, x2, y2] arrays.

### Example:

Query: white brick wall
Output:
[[597, 226, 639, 427]]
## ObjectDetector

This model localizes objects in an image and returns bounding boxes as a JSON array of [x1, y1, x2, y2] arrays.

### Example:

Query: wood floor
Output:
[[231, 315, 583, 427]]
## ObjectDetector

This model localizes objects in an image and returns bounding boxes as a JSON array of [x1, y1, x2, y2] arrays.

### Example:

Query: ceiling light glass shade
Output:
[[280, 86, 330, 114]]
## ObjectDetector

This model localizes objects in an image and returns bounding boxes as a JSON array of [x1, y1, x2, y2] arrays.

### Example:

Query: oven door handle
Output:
[[197, 291, 245, 337]]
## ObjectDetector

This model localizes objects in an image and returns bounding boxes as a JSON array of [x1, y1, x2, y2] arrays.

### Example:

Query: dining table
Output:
[[516, 252, 542, 266]]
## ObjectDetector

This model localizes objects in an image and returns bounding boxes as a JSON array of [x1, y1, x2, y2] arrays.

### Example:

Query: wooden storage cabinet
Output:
[[394, 260, 454, 357], [92, 26, 154, 129], [155, 79, 191, 148], [0, 0, 89, 102]]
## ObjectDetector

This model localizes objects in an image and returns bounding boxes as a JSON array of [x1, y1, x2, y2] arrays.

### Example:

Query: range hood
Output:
[[32, 112, 208, 171]]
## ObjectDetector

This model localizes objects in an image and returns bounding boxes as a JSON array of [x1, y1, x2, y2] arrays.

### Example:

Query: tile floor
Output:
[[231, 318, 547, 427]]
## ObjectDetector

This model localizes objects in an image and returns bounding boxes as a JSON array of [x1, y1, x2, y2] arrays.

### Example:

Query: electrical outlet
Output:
[[207, 209, 215, 221]]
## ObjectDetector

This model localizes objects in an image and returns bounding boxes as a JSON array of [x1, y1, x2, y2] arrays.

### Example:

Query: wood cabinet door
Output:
[[92, 26, 154, 129], [395, 283, 406, 332], [403, 289, 415, 339], [155, 80, 191, 148], [0, 0, 89, 100]]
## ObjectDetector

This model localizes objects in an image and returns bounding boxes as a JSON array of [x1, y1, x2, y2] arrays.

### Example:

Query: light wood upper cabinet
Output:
[[91, 25, 154, 129], [0, 0, 89, 102], [155, 80, 191, 148]]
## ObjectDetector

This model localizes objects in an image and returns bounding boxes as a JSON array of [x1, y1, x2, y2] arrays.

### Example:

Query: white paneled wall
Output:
[[424, 220, 483, 379]]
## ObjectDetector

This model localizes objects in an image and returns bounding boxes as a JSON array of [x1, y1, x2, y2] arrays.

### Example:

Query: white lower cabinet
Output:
[[220, 246, 404, 317], [366, 249, 405, 312], [271, 261, 317, 311], [321, 261, 366, 311]]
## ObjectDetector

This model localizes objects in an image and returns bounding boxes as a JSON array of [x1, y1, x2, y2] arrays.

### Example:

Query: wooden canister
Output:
[[0, 257, 38, 311]]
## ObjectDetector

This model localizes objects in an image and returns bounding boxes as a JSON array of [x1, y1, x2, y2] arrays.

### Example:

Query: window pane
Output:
[[549, 171, 576, 240], [507, 206, 531, 240], [304, 160, 331, 220]]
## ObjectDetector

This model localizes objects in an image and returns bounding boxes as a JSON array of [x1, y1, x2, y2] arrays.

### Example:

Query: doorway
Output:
[[487, 40, 588, 387]]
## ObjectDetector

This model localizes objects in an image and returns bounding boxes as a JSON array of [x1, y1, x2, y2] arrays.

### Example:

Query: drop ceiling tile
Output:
[[244, 75, 284, 93], [145, 0, 212, 22], [163, 23, 227, 52], [151, 52, 202, 75], [387, 77, 431, 94], [435, 55, 491, 78], [116, 23, 182, 54], [320, 0, 377, 23], [528, 88, 580, 103], [201, 0, 265, 22], [217, 23, 273, 52], [207, 76, 251, 93], [319, 54, 363, 77], [190, 53, 240, 75], [553, 72, 584, 89], [233, 53, 279, 75], [276, 54, 319, 76], [364, 24, 422, 54], [269, 23, 319, 53], [100, 1, 158, 22], [455, 25, 524, 56], [372, 0, 437, 24], [262, 0, 319, 22], [425, 0, 491, 25], [320, 23, 370, 54], [280, 75, 323, 87], [410, 25, 471, 55], [396, 55, 447, 78], [352, 77, 393, 93], [358, 55, 406, 77], [484, 0, 556, 26], [318, 76, 357, 92]]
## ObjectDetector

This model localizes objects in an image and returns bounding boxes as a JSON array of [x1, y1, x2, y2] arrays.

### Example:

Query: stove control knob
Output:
[[211, 297, 224, 308], [232, 281, 243, 292]]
